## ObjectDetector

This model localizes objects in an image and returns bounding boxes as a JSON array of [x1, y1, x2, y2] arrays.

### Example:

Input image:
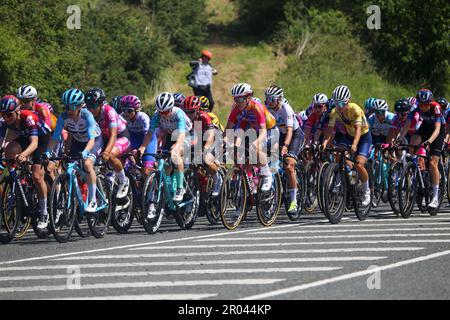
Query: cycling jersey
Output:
[[0, 110, 50, 138], [368, 111, 396, 137], [392, 112, 422, 136], [150, 107, 193, 134], [52, 108, 101, 143], [126, 111, 150, 148], [228, 99, 276, 130], [268, 98, 300, 134], [409, 102, 445, 128], [207, 112, 224, 131], [34, 101, 57, 131], [96, 104, 128, 139], [328, 103, 369, 137], [192, 110, 215, 132]]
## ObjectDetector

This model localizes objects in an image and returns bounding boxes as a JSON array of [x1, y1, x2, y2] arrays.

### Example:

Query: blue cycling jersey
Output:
[[125, 111, 151, 148], [149, 107, 193, 134], [368, 111, 396, 137], [52, 108, 101, 143]]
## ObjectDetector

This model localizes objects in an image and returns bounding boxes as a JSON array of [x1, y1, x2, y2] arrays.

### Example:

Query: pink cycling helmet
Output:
[[120, 95, 141, 111]]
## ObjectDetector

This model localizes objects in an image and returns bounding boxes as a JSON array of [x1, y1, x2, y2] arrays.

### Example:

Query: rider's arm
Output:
[[427, 122, 442, 144], [21, 136, 39, 158], [103, 126, 117, 154], [139, 113, 158, 152], [397, 119, 411, 140], [313, 128, 322, 144], [387, 127, 399, 144], [84, 137, 95, 153], [352, 125, 362, 149]]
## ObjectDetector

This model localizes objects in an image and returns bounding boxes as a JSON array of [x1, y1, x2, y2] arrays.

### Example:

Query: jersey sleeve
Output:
[[328, 110, 337, 129], [84, 110, 100, 140], [24, 113, 39, 137], [227, 107, 240, 125], [353, 108, 363, 126], [149, 113, 160, 133], [51, 114, 66, 142], [106, 107, 119, 128], [284, 105, 295, 128], [176, 110, 187, 133], [142, 113, 151, 134]]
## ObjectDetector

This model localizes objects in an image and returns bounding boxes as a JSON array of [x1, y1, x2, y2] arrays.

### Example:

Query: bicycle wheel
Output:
[[256, 172, 282, 226], [111, 172, 135, 233], [29, 174, 53, 239], [428, 161, 445, 216], [354, 162, 372, 221], [206, 167, 226, 225], [87, 174, 112, 238], [371, 159, 382, 208], [49, 173, 76, 243], [220, 166, 247, 230], [304, 160, 319, 213], [322, 163, 346, 224], [142, 171, 164, 234], [0, 177, 21, 244], [316, 161, 330, 214], [398, 162, 417, 219], [74, 211, 91, 238], [387, 161, 402, 216], [175, 167, 200, 230]]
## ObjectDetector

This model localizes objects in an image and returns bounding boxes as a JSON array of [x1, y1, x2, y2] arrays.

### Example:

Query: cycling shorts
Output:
[[280, 128, 304, 162], [69, 136, 103, 162], [337, 132, 372, 158], [15, 134, 51, 165], [415, 126, 445, 157]]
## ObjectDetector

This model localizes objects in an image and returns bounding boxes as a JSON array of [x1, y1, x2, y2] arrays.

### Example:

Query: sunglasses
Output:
[[234, 96, 247, 103], [265, 96, 278, 103], [374, 110, 385, 115], [122, 109, 135, 114], [1, 113, 14, 119], [334, 100, 347, 108], [65, 104, 80, 111]]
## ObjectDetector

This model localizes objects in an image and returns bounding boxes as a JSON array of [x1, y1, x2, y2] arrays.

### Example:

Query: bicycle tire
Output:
[[0, 177, 21, 244], [111, 172, 135, 233], [322, 163, 346, 224], [206, 167, 226, 225], [175, 167, 200, 230], [141, 171, 164, 234], [371, 159, 382, 208], [220, 166, 247, 230], [304, 160, 318, 213], [354, 162, 372, 221], [87, 174, 112, 238], [29, 174, 54, 239], [316, 161, 330, 214], [256, 172, 282, 226], [387, 161, 402, 216], [398, 162, 417, 219]]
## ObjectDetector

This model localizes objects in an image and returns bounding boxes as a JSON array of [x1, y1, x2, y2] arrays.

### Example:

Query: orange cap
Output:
[[201, 50, 213, 59]]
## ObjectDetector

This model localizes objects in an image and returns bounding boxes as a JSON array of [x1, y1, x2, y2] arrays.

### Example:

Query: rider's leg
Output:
[[32, 164, 47, 216], [429, 156, 440, 199], [84, 157, 97, 204], [284, 156, 298, 202]]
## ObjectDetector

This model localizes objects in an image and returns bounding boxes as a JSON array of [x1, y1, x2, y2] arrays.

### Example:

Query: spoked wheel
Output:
[[398, 162, 417, 219], [371, 159, 383, 208], [256, 172, 282, 226], [316, 161, 330, 214], [387, 161, 402, 216], [354, 162, 372, 221], [111, 173, 135, 233], [175, 167, 200, 230], [0, 177, 21, 244], [87, 174, 112, 238], [49, 173, 76, 243], [304, 160, 319, 213], [141, 171, 164, 234], [206, 168, 226, 225], [322, 163, 346, 224], [220, 166, 247, 230], [29, 174, 54, 239], [427, 161, 445, 216]]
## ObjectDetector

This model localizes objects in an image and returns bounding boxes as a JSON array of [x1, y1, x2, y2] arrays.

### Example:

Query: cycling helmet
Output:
[[0, 95, 20, 113], [61, 89, 84, 107], [299, 111, 308, 121], [436, 97, 449, 112], [231, 83, 253, 97], [332, 85, 351, 102], [183, 96, 201, 112], [407, 97, 417, 106], [372, 99, 389, 112], [416, 89, 433, 104], [394, 98, 410, 113], [173, 93, 186, 107], [201, 50, 213, 60], [155, 92, 175, 113], [110, 96, 123, 112], [265, 85, 284, 99], [85, 88, 106, 107], [198, 96, 210, 111], [364, 98, 376, 112], [312, 93, 328, 105], [121, 95, 141, 111], [16, 85, 38, 99]]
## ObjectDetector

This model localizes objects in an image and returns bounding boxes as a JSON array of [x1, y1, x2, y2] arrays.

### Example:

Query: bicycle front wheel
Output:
[[398, 162, 417, 219], [0, 177, 21, 244], [322, 163, 346, 224], [256, 172, 282, 227], [388, 161, 402, 216], [141, 171, 164, 234], [175, 167, 200, 230], [87, 174, 112, 238], [220, 166, 247, 230]]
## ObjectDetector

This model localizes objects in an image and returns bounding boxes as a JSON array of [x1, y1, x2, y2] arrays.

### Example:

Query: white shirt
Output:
[[193, 62, 215, 87]]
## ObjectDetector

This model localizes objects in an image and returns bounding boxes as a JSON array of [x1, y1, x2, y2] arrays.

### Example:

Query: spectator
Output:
[[188, 49, 218, 111]]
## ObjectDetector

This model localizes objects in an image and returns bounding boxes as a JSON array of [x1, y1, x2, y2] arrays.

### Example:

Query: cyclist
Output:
[[388, 98, 421, 144], [120, 95, 157, 176], [182, 95, 222, 196], [224, 83, 277, 192], [139, 92, 193, 203], [303, 93, 328, 147], [396, 89, 444, 209], [368, 99, 396, 145], [45, 89, 102, 213], [199, 95, 224, 132], [110, 96, 123, 113], [0, 95, 52, 229], [265, 84, 303, 213], [321, 85, 372, 206], [85, 88, 131, 199], [364, 98, 377, 118]]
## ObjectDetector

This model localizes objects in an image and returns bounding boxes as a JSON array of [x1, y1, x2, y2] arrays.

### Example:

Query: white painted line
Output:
[[195, 233, 450, 241], [0, 267, 341, 282], [250, 227, 450, 234], [0, 256, 386, 272], [46, 294, 218, 300], [240, 250, 450, 300], [54, 247, 423, 261], [130, 244, 427, 250], [0, 279, 285, 293], [255, 221, 450, 229]]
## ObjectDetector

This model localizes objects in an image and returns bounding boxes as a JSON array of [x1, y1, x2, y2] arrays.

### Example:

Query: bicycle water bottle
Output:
[[77, 177, 88, 202]]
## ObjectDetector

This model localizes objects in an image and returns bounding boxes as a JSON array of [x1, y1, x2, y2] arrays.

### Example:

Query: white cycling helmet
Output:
[[332, 85, 351, 102], [312, 93, 328, 105], [372, 98, 389, 112], [155, 92, 175, 113], [231, 83, 253, 97], [16, 85, 38, 99], [265, 85, 284, 99], [299, 111, 308, 121]]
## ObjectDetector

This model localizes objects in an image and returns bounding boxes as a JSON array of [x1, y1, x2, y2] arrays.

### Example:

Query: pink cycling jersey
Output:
[[97, 104, 127, 139], [393, 111, 422, 136]]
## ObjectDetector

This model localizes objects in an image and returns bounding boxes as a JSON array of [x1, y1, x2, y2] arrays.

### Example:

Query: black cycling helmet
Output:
[[436, 97, 449, 112], [394, 98, 410, 113], [85, 88, 106, 107]]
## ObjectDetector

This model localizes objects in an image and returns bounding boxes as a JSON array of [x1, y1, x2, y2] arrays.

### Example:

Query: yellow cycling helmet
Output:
[[198, 96, 210, 111]]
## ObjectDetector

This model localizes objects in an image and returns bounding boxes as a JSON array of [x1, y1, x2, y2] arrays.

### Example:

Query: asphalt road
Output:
[[1, 202, 450, 300]]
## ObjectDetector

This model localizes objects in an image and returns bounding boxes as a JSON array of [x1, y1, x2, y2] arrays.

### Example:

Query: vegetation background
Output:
[[0, 0, 448, 122]]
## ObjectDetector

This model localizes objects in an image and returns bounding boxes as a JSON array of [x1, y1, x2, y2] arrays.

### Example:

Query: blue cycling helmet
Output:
[[173, 93, 185, 107], [416, 89, 433, 104], [364, 98, 377, 112], [61, 89, 84, 108]]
